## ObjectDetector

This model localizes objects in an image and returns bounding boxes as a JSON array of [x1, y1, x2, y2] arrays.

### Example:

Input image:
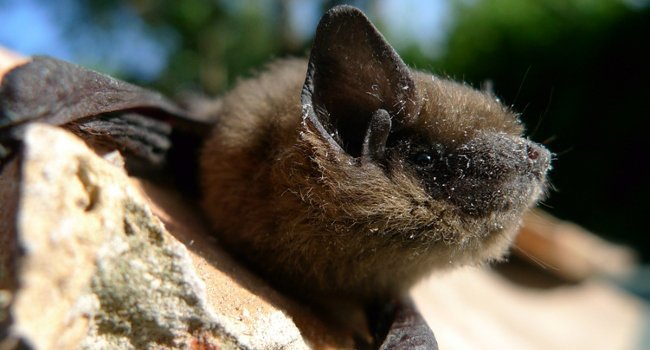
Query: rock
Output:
[[0, 124, 353, 349]]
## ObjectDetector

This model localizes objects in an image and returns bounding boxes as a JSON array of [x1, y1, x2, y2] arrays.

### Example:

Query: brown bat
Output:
[[0, 5, 550, 349], [200, 6, 550, 300]]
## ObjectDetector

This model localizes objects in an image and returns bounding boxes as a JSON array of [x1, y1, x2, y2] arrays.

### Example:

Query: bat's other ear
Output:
[[301, 5, 420, 160]]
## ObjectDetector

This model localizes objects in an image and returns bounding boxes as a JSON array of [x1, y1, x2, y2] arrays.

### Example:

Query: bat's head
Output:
[[298, 5, 551, 288]]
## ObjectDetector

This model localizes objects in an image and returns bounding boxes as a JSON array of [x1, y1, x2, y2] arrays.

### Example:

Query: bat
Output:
[[200, 3, 550, 305], [0, 5, 551, 349]]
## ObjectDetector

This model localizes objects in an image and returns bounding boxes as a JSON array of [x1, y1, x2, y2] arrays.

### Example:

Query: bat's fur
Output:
[[200, 6, 550, 304]]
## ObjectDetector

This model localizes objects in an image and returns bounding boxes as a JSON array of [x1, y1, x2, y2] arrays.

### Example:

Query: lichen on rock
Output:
[[1, 124, 324, 350]]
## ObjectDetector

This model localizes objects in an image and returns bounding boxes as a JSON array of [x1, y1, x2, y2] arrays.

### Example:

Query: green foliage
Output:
[[431, 0, 650, 254], [438, 0, 627, 78], [128, 0, 294, 94]]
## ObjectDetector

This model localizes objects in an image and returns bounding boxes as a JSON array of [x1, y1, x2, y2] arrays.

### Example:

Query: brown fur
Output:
[[200, 60, 548, 301], [199, 7, 550, 304]]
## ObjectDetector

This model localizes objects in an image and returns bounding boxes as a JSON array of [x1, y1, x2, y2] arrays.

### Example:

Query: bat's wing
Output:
[[0, 56, 212, 189], [0, 56, 193, 128], [372, 298, 438, 350]]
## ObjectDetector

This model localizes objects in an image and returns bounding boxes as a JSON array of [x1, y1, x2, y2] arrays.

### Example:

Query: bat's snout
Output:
[[525, 141, 552, 180]]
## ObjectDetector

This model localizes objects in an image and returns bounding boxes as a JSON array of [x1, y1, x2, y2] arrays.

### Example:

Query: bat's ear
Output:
[[301, 5, 420, 160]]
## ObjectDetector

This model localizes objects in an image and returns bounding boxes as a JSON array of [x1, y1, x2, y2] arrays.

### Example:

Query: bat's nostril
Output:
[[527, 146, 539, 160], [524, 142, 552, 176]]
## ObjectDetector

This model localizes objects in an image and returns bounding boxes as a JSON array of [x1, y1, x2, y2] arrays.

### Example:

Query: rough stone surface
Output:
[[0, 124, 352, 350], [4, 123, 642, 350]]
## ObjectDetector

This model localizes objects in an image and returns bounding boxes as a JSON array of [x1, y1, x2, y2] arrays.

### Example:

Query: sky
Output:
[[0, 0, 452, 82], [0, 0, 177, 80]]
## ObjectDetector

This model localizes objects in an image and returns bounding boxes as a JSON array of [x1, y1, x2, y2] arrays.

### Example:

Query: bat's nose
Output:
[[526, 141, 552, 177]]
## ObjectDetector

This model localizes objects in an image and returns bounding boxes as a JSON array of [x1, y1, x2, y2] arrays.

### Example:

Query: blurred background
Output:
[[1, 0, 650, 348], [3, 0, 647, 260]]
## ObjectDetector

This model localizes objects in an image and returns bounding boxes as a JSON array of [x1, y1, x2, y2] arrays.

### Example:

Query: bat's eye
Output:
[[413, 152, 435, 167]]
